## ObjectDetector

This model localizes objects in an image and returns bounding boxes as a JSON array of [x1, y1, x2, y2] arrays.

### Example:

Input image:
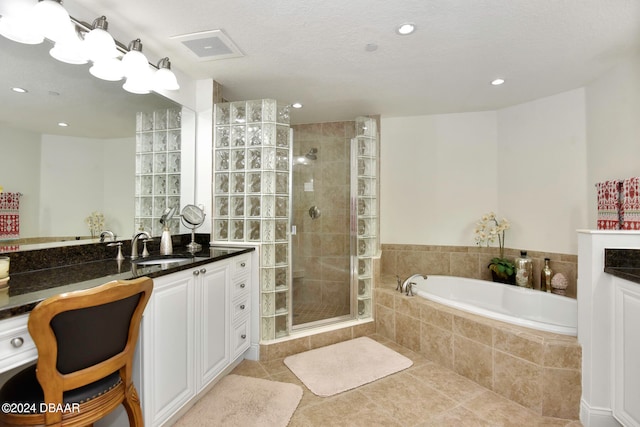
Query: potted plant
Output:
[[474, 212, 515, 284]]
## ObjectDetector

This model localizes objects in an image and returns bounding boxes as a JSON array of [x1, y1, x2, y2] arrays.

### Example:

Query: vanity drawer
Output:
[[230, 320, 250, 359], [231, 296, 250, 323], [231, 278, 250, 300], [232, 255, 251, 278], [0, 314, 37, 374]]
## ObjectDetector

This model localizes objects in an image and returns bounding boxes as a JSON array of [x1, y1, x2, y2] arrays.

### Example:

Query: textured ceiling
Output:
[[2, 0, 640, 130]]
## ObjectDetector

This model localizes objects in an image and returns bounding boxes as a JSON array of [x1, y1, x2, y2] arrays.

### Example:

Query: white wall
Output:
[[497, 89, 588, 254], [381, 88, 588, 254], [585, 53, 640, 227], [380, 111, 498, 245], [0, 126, 41, 238]]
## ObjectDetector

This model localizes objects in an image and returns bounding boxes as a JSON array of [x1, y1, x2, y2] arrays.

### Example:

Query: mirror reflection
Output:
[[0, 35, 192, 246]]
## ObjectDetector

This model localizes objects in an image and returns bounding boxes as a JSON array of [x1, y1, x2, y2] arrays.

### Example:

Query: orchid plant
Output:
[[474, 212, 514, 281]]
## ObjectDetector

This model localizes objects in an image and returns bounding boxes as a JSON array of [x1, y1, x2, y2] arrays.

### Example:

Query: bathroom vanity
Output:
[[0, 242, 258, 427]]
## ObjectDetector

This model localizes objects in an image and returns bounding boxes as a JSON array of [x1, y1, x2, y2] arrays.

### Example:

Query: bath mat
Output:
[[174, 374, 302, 427], [284, 336, 413, 397]]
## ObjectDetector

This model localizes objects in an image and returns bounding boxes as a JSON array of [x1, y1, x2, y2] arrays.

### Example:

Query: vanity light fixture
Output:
[[84, 16, 119, 62], [154, 58, 180, 91], [32, 0, 73, 43], [0, 3, 44, 45], [396, 22, 416, 35], [491, 78, 506, 86], [49, 21, 88, 64], [0, 8, 180, 93], [122, 39, 153, 94]]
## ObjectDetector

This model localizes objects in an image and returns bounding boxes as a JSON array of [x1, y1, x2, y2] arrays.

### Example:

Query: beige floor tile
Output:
[[463, 390, 542, 426], [405, 362, 487, 403], [358, 371, 457, 426], [417, 405, 495, 427], [229, 359, 269, 378]]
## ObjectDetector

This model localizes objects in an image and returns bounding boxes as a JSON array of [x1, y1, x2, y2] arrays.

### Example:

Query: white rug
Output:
[[284, 336, 413, 397], [174, 374, 302, 427]]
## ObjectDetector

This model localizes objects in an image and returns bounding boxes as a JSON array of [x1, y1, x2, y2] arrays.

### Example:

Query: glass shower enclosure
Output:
[[212, 100, 378, 340]]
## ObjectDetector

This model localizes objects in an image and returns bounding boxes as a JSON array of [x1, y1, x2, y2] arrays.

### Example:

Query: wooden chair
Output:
[[0, 277, 153, 427]]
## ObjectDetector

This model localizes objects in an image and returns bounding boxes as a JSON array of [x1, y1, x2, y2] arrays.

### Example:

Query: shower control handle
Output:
[[309, 205, 321, 219]]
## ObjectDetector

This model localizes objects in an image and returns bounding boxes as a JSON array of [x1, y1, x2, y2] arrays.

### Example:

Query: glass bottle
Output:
[[540, 258, 553, 292], [515, 250, 533, 288]]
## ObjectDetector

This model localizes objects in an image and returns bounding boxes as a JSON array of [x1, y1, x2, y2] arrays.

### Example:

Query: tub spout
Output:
[[401, 274, 427, 295]]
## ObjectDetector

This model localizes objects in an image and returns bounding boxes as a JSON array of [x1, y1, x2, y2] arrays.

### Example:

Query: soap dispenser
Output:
[[160, 227, 173, 255]]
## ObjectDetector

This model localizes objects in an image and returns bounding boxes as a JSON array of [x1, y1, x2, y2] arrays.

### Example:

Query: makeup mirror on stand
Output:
[[181, 204, 205, 253]]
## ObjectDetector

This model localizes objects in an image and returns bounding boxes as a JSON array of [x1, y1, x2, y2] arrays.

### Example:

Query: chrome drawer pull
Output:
[[193, 270, 200, 276], [240, 334, 246, 339], [239, 283, 246, 289], [240, 262, 246, 267], [240, 304, 245, 310], [200, 268, 206, 274], [10, 337, 24, 348]]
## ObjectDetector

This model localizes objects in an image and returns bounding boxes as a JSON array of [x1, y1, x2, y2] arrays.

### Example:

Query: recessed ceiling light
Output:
[[491, 78, 505, 86], [57, 122, 69, 127], [11, 87, 28, 93], [396, 23, 416, 35], [291, 102, 303, 109]]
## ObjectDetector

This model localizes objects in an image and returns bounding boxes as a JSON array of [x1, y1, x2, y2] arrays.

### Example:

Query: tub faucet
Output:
[[99, 230, 115, 242], [131, 231, 151, 259], [401, 274, 428, 296]]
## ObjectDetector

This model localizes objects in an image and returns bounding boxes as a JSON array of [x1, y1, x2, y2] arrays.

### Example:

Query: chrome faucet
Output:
[[400, 274, 428, 296], [99, 230, 115, 242], [131, 231, 151, 259]]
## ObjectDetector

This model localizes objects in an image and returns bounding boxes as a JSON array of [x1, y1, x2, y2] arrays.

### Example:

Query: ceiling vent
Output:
[[171, 30, 244, 61]]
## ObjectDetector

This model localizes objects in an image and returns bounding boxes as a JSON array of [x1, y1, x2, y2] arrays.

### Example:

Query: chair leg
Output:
[[122, 383, 144, 427]]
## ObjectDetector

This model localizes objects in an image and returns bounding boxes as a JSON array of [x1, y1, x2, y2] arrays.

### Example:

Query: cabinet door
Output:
[[614, 277, 640, 427], [197, 261, 230, 391], [142, 270, 196, 427]]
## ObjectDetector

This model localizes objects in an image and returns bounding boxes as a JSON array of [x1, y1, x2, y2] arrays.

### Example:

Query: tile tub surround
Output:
[[382, 244, 578, 298], [375, 279, 581, 420]]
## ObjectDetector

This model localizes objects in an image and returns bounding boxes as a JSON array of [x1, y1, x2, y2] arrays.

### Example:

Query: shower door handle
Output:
[[309, 206, 321, 219]]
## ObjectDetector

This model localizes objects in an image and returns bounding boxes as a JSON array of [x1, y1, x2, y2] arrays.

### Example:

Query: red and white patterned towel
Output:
[[621, 177, 640, 230], [596, 180, 622, 230], [0, 192, 20, 240]]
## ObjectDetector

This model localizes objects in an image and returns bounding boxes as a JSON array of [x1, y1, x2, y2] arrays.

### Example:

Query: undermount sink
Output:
[[132, 257, 192, 266]]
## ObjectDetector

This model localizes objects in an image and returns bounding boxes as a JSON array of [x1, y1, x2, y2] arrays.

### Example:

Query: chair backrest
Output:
[[27, 277, 153, 410]]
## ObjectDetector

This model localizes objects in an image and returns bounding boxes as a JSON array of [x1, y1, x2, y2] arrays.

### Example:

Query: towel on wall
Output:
[[621, 177, 640, 230], [596, 180, 622, 230], [0, 192, 20, 240]]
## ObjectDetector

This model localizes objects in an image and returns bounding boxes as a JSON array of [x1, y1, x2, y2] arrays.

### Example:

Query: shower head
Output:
[[305, 148, 318, 160]]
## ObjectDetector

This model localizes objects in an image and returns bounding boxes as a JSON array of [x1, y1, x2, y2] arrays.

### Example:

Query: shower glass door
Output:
[[290, 122, 354, 327]]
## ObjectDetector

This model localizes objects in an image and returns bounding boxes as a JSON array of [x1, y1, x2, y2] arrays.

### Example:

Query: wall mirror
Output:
[[0, 35, 196, 248]]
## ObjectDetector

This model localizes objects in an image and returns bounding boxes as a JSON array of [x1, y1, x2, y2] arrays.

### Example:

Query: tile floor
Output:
[[230, 334, 583, 427]]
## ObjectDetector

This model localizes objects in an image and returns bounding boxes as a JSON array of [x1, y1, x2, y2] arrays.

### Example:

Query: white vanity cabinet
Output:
[[613, 276, 640, 427], [141, 253, 253, 427]]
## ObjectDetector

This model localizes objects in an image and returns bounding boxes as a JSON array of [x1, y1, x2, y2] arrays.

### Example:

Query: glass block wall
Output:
[[135, 108, 182, 236], [212, 99, 292, 340], [354, 117, 379, 319]]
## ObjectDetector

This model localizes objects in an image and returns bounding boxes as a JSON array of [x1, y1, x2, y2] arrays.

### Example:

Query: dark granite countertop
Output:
[[0, 238, 254, 320], [604, 248, 640, 285]]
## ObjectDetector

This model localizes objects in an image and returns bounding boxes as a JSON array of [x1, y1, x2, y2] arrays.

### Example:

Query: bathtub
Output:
[[410, 275, 577, 336]]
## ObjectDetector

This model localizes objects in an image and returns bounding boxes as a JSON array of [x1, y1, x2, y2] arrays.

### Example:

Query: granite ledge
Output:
[[604, 248, 640, 285]]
